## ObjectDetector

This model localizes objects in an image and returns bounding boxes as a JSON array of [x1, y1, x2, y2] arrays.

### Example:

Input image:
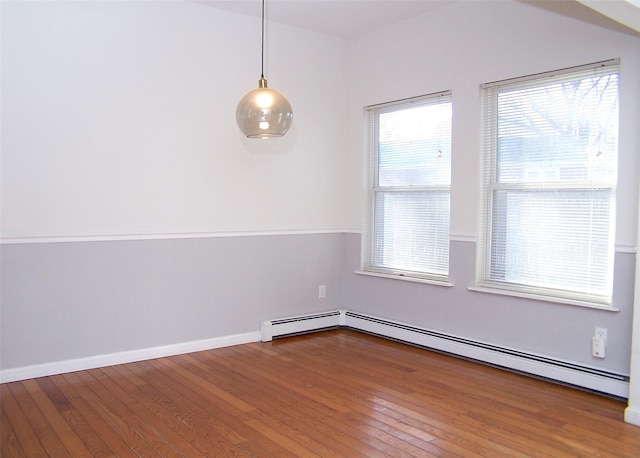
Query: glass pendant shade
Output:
[[236, 77, 293, 138]]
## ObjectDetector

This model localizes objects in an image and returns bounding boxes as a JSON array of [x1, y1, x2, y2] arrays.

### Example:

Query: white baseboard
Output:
[[625, 405, 640, 426], [2, 308, 631, 408], [0, 331, 261, 384]]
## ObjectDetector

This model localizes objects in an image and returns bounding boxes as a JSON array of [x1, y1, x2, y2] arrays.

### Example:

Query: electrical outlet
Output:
[[595, 327, 607, 345], [319, 285, 326, 299], [592, 336, 606, 358]]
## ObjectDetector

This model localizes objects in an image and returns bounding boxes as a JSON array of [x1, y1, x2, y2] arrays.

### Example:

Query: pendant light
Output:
[[236, 0, 293, 138]]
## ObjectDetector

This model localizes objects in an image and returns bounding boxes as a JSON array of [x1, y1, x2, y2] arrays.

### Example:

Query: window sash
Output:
[[478, 61, 619, 305]]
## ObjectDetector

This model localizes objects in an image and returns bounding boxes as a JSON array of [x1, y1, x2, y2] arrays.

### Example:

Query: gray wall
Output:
[[341, 1, 640, 379], [1, 1, 638, 383], [0, 1, 349, 374], [343, 234, 635, 374], [1, 232, 634, 375], [1, 233, 344, 370]]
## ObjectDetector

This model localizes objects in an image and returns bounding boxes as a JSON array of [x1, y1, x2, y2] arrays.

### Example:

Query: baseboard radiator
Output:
[[261, 309, 629, 398], [260, 310, 344, 341]]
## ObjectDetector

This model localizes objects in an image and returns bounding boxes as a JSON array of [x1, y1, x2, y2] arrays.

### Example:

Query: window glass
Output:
[[364, 92, 452, 280], [479, 62, 619, 304]]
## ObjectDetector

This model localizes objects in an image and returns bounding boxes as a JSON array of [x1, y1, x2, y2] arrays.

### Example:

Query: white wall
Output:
[[1, 1, 350, 239], [345, 0, 640, 244], [344, 0, 640, 375], [2, 0, 640, 413], [627, 191, 640, 424], [0, 1, 350, 378]]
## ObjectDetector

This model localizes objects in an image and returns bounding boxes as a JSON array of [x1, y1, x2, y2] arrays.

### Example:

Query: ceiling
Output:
[[198, 1, 455, 39], [198, 0, 640, 39]]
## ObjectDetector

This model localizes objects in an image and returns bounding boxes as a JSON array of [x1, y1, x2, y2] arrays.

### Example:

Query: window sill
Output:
[[355, 270, 454, 287], [468, 285, 620, 312]]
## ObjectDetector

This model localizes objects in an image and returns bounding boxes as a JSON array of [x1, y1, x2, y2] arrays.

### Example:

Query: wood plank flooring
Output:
[[2, 329, 639, 457]]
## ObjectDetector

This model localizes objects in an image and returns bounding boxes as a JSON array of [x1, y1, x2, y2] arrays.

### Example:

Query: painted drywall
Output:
[[343, 235, 635, 374], [345, 0, 640, 243], [626, 196, 640, 424], [344, 0, 640, 375], [0, 1, 350, 372], [0, 233, 344, 371], [2, 0, 639, 396], [0, 1, 351, 239]]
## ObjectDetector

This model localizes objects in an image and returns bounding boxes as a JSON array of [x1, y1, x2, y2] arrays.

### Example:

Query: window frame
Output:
[[475, 59, 620, 308], [361, 91, 453, 284]]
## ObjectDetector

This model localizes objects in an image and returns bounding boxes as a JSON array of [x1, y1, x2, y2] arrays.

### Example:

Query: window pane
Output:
[[490, 189, 613, 296], [480, 62, 618, 304], [373, 191, 450, 275], [365, 92, 452, 280], [496, 74, 618, 184], [378, 103, 452, 187]]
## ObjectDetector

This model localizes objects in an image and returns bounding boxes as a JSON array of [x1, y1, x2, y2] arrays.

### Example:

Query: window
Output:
[[362, 91, 452, 282], [477, 60, 619, 306]]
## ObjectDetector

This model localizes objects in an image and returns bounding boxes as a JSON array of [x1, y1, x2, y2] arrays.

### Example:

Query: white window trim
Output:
[[355, 269, 454, 287], [361, 90, 452, 284], [467, 285, 620, 312], [475, 59, 620, 309]]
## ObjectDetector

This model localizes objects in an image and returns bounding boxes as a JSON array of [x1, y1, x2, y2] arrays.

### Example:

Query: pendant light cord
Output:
[[261, 0, 265, 79]]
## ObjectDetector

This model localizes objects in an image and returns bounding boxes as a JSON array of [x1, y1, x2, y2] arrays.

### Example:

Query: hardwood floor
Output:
[[2, 329, 639, 457]]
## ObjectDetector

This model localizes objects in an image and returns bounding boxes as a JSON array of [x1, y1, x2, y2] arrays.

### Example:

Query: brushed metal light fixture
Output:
[[236, 0, 293, 138]]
